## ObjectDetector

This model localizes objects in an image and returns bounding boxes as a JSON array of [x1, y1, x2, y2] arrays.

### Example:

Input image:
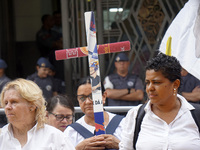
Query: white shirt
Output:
[[0, 123, 75, 150], [64, 111, 125, 147], [119, 94, 200, 150]]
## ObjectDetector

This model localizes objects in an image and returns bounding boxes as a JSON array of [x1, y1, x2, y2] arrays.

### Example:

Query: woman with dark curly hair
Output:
[[119, 53, 200, 150]]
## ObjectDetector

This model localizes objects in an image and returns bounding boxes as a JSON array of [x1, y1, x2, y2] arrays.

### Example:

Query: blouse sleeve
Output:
[[62, 136, 76, 150], [119, 105, 141, 150]]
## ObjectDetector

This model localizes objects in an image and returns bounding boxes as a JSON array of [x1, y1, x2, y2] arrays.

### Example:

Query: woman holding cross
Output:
[[64, 76, 125, 150]]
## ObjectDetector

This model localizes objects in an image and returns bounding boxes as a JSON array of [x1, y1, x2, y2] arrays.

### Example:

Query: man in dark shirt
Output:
[[104, 53, 144, 106], [0, 59, 11, 127], [36, 14, 62, 58], [179, 68, 200, 103], [48, 64, 66, 94], [0, 59, 11, 93], [27, 57, 58, 102]]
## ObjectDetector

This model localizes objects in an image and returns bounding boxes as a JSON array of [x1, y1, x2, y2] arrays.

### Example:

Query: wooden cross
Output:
[[55, 11, 130, 135]]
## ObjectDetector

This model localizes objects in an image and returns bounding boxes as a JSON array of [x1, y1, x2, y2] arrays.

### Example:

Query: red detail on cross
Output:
[[55, 41, 131, 60], [95, 123, 105, 132]]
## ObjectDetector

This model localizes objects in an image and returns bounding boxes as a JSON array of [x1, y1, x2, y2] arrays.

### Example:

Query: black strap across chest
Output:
[[133, 102, 200, 149], [69, 114, 124, 138]]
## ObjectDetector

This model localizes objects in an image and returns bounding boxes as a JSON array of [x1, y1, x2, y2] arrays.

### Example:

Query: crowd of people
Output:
[[64, 77, 125, 149], [0, 51, 199, 149], [1, 2, 200, 149], [0, 51, 200, 149]]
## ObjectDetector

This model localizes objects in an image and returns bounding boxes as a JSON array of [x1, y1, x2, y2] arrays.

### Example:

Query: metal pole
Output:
[[96, 0, 106, 80], [0, 106, 135, 114], [61, 0, 73, 96], [74, 106, 134, 113]]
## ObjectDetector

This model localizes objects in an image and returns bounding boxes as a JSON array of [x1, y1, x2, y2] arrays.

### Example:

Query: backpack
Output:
[[133, 102, 200, 149]]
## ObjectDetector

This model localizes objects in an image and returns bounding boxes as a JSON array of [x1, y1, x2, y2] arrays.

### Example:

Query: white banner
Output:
[[160, 0, 200, 80]]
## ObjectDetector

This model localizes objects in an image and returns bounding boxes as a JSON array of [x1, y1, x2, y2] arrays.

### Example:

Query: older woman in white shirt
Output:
[[0, 78, 75, 150], [119, 53, 200, 150]]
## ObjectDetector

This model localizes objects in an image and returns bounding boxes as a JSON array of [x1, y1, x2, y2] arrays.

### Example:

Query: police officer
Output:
[[180, 68, 200, 103], [104, 52, 144, 106], [0, 59, 11, 93], [27, 57, 58, 103], [48, 64, 66, 94], [36, 14, 62, 57], [0, 59, 11, 127]]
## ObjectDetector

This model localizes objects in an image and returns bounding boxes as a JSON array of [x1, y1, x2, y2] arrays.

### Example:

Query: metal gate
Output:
[[61, 0, 188, 102]]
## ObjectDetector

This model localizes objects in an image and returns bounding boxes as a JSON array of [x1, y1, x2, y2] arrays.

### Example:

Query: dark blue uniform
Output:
[[179, 73, 200, 103], [0, 59, 11, 127], [0, 75, 11, 93], [27, 72, 57, 102], [54, 78, 66, 94], [0, 75, 10, 127], [104, 73, 144, 106], [36, 27, 62, 57]]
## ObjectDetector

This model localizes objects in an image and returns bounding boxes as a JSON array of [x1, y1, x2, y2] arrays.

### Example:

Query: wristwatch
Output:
[[127, 88, 131, 94]]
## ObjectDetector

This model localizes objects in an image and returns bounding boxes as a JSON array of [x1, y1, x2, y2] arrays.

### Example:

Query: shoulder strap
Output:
[[69, 115, 124, 138], [69, 123, 94, 139], [190, 102, 200, 132], [106, 115, 124, 134], [132, 102, 200, 149], [133, 103, 147, 149]]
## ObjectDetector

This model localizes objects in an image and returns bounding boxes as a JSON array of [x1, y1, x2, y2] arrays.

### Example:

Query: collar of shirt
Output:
[[4, 122, 38, 141], [144, 94, 194, 115]]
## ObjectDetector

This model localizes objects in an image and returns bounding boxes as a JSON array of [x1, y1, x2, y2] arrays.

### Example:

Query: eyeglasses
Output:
[[77, 94, 93, 102], [49, 112, 73, 122]]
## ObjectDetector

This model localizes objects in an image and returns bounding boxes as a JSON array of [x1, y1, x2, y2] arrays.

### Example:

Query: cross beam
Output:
[[55, 11, 130, 135], [55, 41, 130, 60]]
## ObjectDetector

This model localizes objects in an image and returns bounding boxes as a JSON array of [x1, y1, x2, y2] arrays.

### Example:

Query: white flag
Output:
[[159, 0, 200, 80]]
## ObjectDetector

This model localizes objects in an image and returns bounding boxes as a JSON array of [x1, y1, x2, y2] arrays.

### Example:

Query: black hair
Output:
[[46, 94, 74, 113], [76, 76, 105, 94], [77, 76, 91, 89], [41, 14, 50, 24], [145, 52, 181, 82]]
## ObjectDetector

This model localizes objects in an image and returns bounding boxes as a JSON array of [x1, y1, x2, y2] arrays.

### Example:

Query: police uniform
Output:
[[104, 53, 144, 106], [179, 73, 200, 103], [53, 77, 66, 94], [0, 74, 11, 127], [0, 75, 11, 93], [0, 59, 11, 127], [27, 57, 58, 103], [27, 73, 57, 102], [49, 64, 66, 94], [104, 73, 144, 106]]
